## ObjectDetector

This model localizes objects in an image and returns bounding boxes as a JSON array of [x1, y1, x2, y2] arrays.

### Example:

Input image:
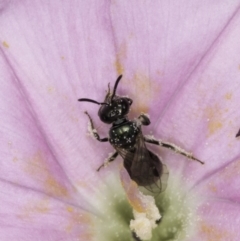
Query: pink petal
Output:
[[1, 1, 240, 240], [0, 0, 117, 205], [156, 5, 240, 186], [0, 181, 93, 240], [189, 200, 240, 241], [195, 158, 240, 203]]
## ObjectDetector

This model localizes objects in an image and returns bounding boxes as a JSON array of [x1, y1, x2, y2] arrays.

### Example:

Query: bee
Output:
[[78, 75, 204, 193]]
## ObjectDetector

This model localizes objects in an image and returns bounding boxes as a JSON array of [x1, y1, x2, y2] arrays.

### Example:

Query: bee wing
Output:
[[143, 162, 169, 194], [114, 130, 168, 194], [113, 145, 135, 175], [131, 131, 169, 194]]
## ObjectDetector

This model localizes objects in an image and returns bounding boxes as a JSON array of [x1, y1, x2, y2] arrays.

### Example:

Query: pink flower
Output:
[[1, 1, 240, 240]]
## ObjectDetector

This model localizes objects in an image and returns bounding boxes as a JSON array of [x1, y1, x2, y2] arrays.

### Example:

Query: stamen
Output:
[[119, 166, 161, 240]]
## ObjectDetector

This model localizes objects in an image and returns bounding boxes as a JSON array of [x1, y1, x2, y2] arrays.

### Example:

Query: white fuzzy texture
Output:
[[144, 134, 155, 140], [135, 118, 142, 127], [103, 152, 114, 167], [87, 121, 97, 139], [144, 135, 192, 155], [130, 215, 152, 240], [130, 193, 161, 240]]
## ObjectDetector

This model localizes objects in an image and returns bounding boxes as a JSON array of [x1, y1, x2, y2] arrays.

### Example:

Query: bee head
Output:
[[78, 75, 132, 124]]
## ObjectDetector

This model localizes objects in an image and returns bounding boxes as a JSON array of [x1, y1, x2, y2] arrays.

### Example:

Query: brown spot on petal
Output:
[[45, 176, 68, 197], [78, 233, 94, 241], [12, 156, 18, 162], [224, 92, 232, 100], [115, 42, 127, 75], [130, 72, 161, 115], [2, 41, 9, 48], [205, 105, 224, 136], [65, 206, 93, 237], [26, 151, 70, 198], [208, 121, 223, 135], [34, 199, 50, 213], [66, 206, 74, 213], [201, 223, 231, 241], [47, 86, 55, 93], [115, 59, 124, 75], [22, 198, 50, 218], [208, 182, 217, 193]]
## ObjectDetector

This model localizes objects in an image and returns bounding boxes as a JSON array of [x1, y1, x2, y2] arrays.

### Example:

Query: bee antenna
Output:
[[78, 98, 108, 105], [110, 75, 122, 102]]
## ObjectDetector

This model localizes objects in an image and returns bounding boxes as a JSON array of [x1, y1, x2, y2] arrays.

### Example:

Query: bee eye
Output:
[[126, 98, 132, 105], [109, 111, 115, 117]]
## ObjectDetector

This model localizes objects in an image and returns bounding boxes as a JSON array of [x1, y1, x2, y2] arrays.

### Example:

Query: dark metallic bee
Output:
[[78, 75, 204, 193]]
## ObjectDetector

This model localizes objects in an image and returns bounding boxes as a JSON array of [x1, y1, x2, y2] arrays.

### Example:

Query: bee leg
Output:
[[137, 113, 150, 125], [97, 151, 119, 171], [84, 111, 108, 142], [144, 136, 204, 165]]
